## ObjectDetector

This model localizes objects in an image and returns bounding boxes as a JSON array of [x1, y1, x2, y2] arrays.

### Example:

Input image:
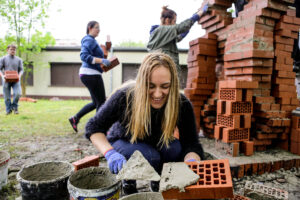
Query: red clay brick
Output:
[[241, 141, 254, 156], [292, 116, 300, 129], [217, 114, 251, 129], [72, 155, 100, 171], [219, 88, 252, 101], [219, 80, 258, 89], [217, 100, 253, 115], [4, 71, 19, 82], [162, 159, 234, 199], [291, 129, 300, 142]]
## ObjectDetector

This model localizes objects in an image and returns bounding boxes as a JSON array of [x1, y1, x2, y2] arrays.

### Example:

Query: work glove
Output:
[[101, 58, 111, 67], [104, 149, 127, 174], [202, 3, 209, 13]]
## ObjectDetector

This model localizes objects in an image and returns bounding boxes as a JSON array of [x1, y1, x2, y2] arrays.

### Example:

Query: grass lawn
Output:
[[0, 98, 96, 147]]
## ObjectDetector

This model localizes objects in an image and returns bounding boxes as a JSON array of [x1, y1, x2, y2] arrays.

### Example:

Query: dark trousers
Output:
[[111, 139, 182, 174], [76, 74, 106, 120]]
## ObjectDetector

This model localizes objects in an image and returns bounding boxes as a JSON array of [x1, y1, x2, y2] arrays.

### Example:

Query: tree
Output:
[[0, 0, 55, 96]]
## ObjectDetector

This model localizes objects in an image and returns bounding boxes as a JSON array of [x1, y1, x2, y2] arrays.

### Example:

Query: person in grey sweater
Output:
[[0, 44, 23, 114]]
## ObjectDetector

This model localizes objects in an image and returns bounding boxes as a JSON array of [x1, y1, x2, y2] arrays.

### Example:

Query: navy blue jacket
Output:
[[80, 35, 104, 73]]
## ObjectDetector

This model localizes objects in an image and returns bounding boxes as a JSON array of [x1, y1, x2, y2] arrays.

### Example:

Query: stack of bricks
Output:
[[214, 80, 257, 157], [291, 110, 300, 155], [185, 33, 218, 132], [201, 94, 218, 138], [196, 1, 234, 136], [270, 8, 300, 149], [220, 0, 298, 152]]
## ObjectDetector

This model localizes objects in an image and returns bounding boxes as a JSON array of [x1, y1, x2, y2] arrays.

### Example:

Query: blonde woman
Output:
[[85, 52, 204, 194]]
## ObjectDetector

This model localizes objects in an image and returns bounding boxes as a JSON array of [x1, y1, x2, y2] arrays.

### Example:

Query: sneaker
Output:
[[14, 109, 19, 114], [6, 110, 12, 115], [150, 181, 160, 192], [68, 116, 78, 132], [122, 180, 137, 195]]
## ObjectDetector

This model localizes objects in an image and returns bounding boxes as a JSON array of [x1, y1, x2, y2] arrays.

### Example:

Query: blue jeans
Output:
[[111, 139, 182, 174], [2, 81, 22, 112]]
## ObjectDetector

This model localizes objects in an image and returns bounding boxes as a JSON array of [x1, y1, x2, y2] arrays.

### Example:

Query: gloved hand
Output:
[[102, 58, 111, 67], [104, 149, 127, 174], [202, 3, 209, 13], [186, 159, 196, 162]]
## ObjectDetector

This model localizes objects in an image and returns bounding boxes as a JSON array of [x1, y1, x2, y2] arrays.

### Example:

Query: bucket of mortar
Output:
[[17, 161, 74, 200], [119, 192, 164, 200], [0, 150, 10, 190], [68, 167, 121, 200]]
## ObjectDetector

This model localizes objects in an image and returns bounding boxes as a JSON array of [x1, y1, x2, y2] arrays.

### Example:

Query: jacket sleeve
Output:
[[178, 95, 205, 160], [80, 37, 98, 64], [85, 88, 127, 140]]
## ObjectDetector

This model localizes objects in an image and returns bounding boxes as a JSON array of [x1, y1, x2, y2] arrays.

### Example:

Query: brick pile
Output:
[[185, 33, 218, 131], [214, 80, 257, 156], [185, 0, 300, 158], [196, 1, 234, 136]]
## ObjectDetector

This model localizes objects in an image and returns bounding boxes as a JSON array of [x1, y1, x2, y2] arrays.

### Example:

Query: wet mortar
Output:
[[69, 167, 117, 189], [19, 162, 73, 182]]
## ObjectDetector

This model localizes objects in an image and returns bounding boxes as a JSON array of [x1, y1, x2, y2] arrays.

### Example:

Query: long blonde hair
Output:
[[126, 52, 180, 147]]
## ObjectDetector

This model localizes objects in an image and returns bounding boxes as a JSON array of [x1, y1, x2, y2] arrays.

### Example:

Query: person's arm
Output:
[[18, 58, 23, 80], [80, 37, 110, 66], [90, 133, 113, 155], [85, 88, 128, 174], [0, 58, 4, 80], [178, 95, 205, 161]]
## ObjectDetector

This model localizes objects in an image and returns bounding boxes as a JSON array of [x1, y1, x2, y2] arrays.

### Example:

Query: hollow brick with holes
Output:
[[72, 155, 100, 171], [217, 114, 251, 129], [219, 88, 253, 102], [217, 100, 253, 115], [162, 159, 233, 199]]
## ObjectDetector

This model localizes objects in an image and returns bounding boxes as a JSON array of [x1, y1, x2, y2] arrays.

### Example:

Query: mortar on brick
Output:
[[116, 150, 160, 181], [159, 162, 199, 192]]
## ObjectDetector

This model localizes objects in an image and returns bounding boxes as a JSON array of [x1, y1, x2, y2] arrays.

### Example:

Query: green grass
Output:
[[0, 98, 96, 146]]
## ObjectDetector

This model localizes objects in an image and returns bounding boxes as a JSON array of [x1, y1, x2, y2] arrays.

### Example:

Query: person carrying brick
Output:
[[68, 21, 111, 133], [0, 44, 23, 115], [147, 5, 209, 76], [85, 52, 205, 195]]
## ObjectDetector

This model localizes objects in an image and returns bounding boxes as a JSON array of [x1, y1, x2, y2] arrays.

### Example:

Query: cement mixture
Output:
[[116, 150, 160, 181], [159, 162, 199, 192], [18, 161, 73, 182], [69, 167, 118, 190]]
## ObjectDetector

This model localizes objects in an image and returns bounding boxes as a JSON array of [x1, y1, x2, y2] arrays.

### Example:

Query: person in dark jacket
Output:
[[292, 0, 300, 98], [85, 52, 204, 195], [147, 5, 209, 76], [69, 21, 111, 132]]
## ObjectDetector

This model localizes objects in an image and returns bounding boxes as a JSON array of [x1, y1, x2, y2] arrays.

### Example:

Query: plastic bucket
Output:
[[119, 192, 164, 200], [17, 161, 74, 200], [0, 150, 10, 190], [68, 167, 121, 200]]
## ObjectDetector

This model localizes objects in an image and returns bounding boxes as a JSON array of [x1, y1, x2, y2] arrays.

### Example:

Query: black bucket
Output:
[[17, 161, 74, 200], [119, 192, 164, 200]]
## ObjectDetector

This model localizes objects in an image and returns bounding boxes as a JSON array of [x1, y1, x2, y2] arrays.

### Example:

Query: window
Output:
[[50, 63, 83, 87]]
